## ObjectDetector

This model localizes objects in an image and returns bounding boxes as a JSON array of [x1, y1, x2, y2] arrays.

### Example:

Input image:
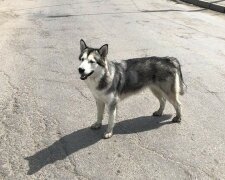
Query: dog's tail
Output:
[[177, 61, 187, 95]]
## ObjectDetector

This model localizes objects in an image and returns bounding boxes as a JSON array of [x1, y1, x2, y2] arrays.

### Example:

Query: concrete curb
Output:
[[180, 0, 225, 13]]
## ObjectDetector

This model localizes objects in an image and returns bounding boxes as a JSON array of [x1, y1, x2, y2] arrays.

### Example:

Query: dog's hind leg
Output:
[[104, 101, 117, 139], [165, 73, 182, 123], [168, 94, 181, 123], [150, 87, 166, 116], [91, 100, 105, 129]]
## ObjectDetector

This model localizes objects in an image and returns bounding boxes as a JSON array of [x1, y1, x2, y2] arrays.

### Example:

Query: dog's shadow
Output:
[[25, 115, 173, 175]]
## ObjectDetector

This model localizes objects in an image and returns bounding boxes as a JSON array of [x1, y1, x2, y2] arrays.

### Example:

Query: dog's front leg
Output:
[[104, 101, 117, 139], [91, 100, 105, 129]]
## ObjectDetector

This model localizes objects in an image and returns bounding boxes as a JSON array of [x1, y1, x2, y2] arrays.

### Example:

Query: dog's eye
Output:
[[89, 60, 95, 64], [81, 58, 84, 61]]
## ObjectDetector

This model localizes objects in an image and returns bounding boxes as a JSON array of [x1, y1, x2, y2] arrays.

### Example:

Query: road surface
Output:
[[0, 0, 225, 179]]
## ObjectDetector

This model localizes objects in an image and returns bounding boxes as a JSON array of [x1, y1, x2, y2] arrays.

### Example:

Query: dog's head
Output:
[[78, 39, 108, 80]]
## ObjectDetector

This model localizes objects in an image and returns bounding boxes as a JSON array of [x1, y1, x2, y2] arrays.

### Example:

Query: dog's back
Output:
[[108, 56, 185, 97]]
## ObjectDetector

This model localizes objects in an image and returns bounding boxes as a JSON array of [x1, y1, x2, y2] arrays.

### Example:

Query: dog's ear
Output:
[[80, 39, 87, 52], [99, 44, 108, 58]]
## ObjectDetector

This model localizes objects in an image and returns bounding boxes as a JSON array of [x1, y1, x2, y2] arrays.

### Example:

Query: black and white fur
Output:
[[78, 39, 185, 139]]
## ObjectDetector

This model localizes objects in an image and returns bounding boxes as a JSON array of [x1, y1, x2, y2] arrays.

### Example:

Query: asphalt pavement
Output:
[[0, 0, 225, 179]]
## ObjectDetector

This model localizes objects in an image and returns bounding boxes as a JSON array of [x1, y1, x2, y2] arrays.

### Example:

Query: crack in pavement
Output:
[[17, 51, 75, 77], [194, 78, 225, 107], [57, 131, 90, 180], [38, 78, 73, 85], [205, 91, 225, 107], [32, 99, 89, 179], [74, 86, 90, 101], [118, 125, 216, 179], [47, 69, 75, 76], [0, 70, 20, 113], [0, 1, 104, 13], [13, 51, 40, 71], [37, 78, 91, 101], [134, 137, 215, 179], [0, 70, 19, 92]]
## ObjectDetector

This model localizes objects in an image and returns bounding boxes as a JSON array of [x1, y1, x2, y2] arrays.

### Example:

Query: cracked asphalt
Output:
[[0, 0, 225, 179]]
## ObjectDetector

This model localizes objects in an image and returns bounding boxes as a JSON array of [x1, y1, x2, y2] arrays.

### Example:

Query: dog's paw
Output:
[[90, 122, 102, 129], [153, 111, 162, 116], [103, 132, 113, 139], [172, 116, 181, 123]]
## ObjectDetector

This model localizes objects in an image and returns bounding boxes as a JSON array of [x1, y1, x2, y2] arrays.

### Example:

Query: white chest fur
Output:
[[85, 79, 114, 104]]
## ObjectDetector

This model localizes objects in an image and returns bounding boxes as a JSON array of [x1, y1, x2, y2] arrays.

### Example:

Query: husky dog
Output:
[[78, 39, 185, 139]]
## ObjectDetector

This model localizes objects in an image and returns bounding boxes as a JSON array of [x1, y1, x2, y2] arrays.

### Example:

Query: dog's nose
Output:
[[78, 68, 85, 74]]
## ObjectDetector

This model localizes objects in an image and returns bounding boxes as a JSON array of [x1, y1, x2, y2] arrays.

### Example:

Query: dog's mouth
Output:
[[80, 71, 94, 80]]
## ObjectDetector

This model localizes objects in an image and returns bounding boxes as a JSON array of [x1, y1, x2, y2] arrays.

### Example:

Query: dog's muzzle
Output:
[[78, 68, 94, 80]]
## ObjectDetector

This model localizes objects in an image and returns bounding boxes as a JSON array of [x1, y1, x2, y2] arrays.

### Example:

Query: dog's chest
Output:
[[85, 79, 113, 103]]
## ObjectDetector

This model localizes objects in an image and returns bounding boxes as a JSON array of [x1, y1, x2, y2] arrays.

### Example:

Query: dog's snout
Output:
[[78, 68, 85, 74]]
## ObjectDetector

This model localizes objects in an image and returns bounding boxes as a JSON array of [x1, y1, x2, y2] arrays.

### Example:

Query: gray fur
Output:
[[78, 40, 185, 139], [106, 57, 184, 96], [97, 73, 108, 90]]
